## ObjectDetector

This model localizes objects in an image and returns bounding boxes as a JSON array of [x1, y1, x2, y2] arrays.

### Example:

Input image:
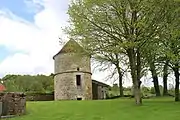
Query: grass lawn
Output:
[[6, 97, 180, 120]]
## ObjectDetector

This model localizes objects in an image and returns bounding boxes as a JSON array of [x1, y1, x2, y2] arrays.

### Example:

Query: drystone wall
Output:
[[0, 92, 26, 116], [26, 93, 54, 101]]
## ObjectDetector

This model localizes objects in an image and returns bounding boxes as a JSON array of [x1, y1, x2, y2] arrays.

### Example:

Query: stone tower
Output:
[[53, 40, 92, 100]]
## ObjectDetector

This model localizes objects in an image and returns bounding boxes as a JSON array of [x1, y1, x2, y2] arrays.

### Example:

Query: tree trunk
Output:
[[116, 65, 123, 97], [115, 54, 124, 97], [150, 62, 161, 96], [127, 9, 142, 105], [136, 49, 142, 103], [137, 49, 141, 87], [118, 73, 123, 97], [127, 49, 142, 105], [173, 63, 179, 102], [163, 60, 169, 96]]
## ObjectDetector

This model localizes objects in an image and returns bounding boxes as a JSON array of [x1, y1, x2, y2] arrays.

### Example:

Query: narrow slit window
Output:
[[76, 75, 81, 86]]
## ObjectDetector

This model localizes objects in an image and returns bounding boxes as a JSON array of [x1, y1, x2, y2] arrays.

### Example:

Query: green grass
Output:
[[7, 97, 180, 120]]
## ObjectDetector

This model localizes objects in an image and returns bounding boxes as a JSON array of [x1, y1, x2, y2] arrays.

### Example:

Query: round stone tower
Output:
[[53, 40, 92, 100]]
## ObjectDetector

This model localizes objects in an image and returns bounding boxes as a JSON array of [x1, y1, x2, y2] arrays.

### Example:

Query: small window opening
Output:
[[76, 75, 81, 86], [77, 98, 82, 100], [77, 67, 80, 71]]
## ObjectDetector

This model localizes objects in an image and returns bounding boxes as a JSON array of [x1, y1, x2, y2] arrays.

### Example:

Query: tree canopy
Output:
[[65, 0, 180, 104], [1, 74, 54, 93]]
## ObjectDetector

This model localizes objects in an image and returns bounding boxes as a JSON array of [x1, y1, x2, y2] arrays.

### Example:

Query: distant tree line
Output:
[[108, 84, 175, 98], [0, 74, 54, 93]]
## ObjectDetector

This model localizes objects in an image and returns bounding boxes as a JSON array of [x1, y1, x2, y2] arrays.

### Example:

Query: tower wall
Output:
[[54, 53, 92, 100]]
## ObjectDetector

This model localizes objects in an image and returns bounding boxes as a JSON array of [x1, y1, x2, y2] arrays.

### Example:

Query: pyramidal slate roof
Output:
[[53, 40, 85, 59]]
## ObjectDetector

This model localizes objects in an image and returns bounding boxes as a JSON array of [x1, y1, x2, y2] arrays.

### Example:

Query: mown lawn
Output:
[[7, 97, 180, 120]]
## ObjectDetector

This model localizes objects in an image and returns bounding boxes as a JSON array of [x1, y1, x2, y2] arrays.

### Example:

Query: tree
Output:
[[3, 74, 54, 93], [162, 59, 169, 96], [94, 52, 128, 97], [142, 41, 161, 96], [158, 0, 180, 101], [149, 62, 161, 96], [66, 0, 167, 105]]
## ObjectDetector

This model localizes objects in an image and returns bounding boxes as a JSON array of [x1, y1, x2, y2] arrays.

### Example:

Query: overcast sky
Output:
[[0, 0, 69, 76], [0, 0, 120, 86]]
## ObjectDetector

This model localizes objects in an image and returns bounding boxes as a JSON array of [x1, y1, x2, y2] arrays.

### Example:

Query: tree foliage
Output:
[[66, 0, 177, 104], [2, 74, 54, 93]]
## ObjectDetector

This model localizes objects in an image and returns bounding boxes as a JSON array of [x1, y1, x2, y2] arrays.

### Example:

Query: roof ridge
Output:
[[53, 40, 85, 59]]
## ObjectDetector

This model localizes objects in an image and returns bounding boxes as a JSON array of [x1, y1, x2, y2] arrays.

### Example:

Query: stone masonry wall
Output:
[[54, 53, 92, 100], [54, 53, 91, 74], [0, 92, 26, 116], [55, 73, 76, 100], [54, 72, 92, 100], [83, 73, 92, 99], [26, 93, 54, 101]]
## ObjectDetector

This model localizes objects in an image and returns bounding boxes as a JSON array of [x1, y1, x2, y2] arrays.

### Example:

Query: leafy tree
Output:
[[3, 74, 54, 93], [158, 0, 180, 101], [66, 0, 168, 105], [94, 52, 128, 97], [142, 41, 162, 96]]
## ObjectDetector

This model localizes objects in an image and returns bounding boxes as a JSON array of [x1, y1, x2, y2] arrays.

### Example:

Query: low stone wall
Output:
[[0, 92, 26, 116], [26, 93, 54, 101]]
